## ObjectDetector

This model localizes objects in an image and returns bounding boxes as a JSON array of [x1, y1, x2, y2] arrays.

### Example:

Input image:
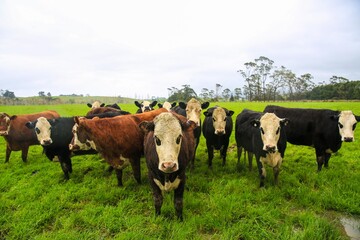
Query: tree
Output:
[[38, 91, 45, 97], [2, 90, 16, 99], [222, 88, 231, 101], [200, 88, 210, 100], [233, 88, 242, 100], [215, 83, 222, 101], [255, 56, 274, 101]]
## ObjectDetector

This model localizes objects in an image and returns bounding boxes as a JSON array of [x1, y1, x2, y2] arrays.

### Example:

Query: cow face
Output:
[[336, 111, 359, 142], [70, 117, 96, 151], [25, 117, 55, 146], [204, 107, 234, 135], [181, 98, 209, 126], [135, 100, 158, 112], [252, 113, 288, 153], [87, 101, 105, 109], [0, 113, 11, 136]]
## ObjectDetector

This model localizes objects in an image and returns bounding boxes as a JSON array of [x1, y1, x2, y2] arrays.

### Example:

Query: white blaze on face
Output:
[[153, 113, 182, 173], [259, 113, 283, 152], [185, 98, 202, 126], [69, 123, 96, 151], [212, 107, 227, 135], [162, 102, 172, 111], [0, 114, 11, 135], [91, 101, 102, 109], [34, 117, 52, 146], [338, 110, 357, 142], [141, 101, 151, 112]]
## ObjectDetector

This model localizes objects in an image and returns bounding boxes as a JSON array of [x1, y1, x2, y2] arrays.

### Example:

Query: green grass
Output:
[[0, 101, 359, 239]]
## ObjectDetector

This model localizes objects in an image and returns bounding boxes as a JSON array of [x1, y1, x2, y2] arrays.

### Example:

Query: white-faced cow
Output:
[[157, 101, 177, 111], [235, 109, 288, 187], [72, 108, 168, 186], [202, 106, 234, 167], [87, 101, 105, 109], [0, 111, 60, 163], [140, 112, 196, 221], [134, 100, 158, 113], [173, 98, 210, 168], [264, 105, 360, 171]]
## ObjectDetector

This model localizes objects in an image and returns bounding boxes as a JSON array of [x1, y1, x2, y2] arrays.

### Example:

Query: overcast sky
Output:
[[1, 0, 359, 99]]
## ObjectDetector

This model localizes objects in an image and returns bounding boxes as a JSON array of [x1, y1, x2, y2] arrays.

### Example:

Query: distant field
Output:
[[0, 101, 359, 239]]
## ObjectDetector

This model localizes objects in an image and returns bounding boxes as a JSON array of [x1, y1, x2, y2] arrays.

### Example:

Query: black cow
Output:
[[134, 100, 158, 113], [235, 109, 288, 187], [202, 106, 234, 167], [264, 105, 360, 171], [172, 98, 209, 168]]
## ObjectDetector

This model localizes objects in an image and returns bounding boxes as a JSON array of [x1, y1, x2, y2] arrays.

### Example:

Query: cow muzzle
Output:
[[160, 162, 178, 173], [214, 129, 225, 135], [69, 143, 80, 151], [41, 139, 52, 146], [343, 137, 354, 142], [0, 131, 8, 136], [264, 145, 277, 153]]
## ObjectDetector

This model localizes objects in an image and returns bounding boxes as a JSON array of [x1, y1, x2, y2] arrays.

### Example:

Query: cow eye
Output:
[[35, 127, 40, 134], [260, 127, 265, 134], [154, 136, 161, 146], [338, 123, 343, 128], [276, 127, 280, 135], [176, 135, 182, 144], [212, 118, 216, 122]]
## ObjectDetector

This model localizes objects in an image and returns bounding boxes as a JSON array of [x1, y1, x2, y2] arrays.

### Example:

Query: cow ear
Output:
[[134, 101, 141, 108], [227, 110, 235, 117], [25, 121, 35, 129], [250, 119, 260, 128], [150, 101, 158, 108], [171, 102, 177, 108], [203, 110, 210, 117], [179, 102, 186, 109], [100, 103, 105, 107], [139, 121, 155, 133], [157, 103, 163, 108], [10, 115, 17, 120], [355, 115, 360, 122], [280, 118, 289, 126], [182, 120, 197, 131], [49, 119, 59, 126], [201, 102, 210, 109], [87, 103, 92, 108], [330, 114, 339, 121]]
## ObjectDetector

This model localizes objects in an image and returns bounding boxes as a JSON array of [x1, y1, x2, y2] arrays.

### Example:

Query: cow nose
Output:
[[161, 162, 178, 173], [69, 144, 79, 151], [42, 139, 52, 146], [215, 129, 225, 135], [343, 137, 353, 142], [265, 145, 276, 153]]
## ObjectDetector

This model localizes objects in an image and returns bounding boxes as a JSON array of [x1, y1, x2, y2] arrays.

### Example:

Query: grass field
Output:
[[0, 101, 359, 239]]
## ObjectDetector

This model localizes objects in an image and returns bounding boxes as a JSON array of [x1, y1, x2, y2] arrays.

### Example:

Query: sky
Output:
[[0, 0, 359, 99]]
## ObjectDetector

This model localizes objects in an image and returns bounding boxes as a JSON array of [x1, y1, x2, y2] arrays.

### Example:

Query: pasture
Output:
[[0, 101, 359, 239]]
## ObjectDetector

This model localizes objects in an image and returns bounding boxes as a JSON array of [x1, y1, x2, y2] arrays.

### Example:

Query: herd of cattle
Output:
[[0, 99, 359, 220]]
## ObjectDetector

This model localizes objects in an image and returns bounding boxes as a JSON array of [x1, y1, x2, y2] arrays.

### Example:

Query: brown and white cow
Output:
[[235, 109, 288, 187], [173, 98, 209, 168], [72, 108, 168, 186], [87, 100, 105, 109], [0, 110, 60, 163], [140, 112, 196, 220]]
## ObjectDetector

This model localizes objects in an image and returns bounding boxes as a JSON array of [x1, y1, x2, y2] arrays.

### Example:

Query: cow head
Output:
[[251, 113, 288, 153], [87, 101, 105, 109], [70, 117, 96, 151], [203, 107, 234, 135], [179, 98, 209, 126], [158, 101, 176, 111], [25, 117, 56, 146], [334, 110, 360, 142], [0, 113, 11, 136], [140, 112, 195, 173], [135, 100, 158, 113]]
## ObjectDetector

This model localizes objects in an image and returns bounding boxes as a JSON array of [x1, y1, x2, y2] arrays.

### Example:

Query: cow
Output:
[[140, 112, 196, 220], [0, 110, 60, 163], [172, 98, 209, 168], [263, 105, 360, 171], [87, 101, 105, 109], [202, 106, 234, 167], [72, 108, 168, 186], [86, 107, 129, 116], [157, 102, 177, 111], [134, 100, 158, 113], [235, 109, 288, 187]]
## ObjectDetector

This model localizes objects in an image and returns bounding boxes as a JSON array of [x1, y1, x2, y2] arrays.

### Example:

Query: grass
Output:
[[0, 101, 359, 239]]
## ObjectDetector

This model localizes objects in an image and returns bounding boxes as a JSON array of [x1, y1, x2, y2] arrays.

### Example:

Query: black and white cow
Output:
[[140, 112, 196, 220], [202, 106, 234, 167], [264, 105, 360, 171], [235, 109, 288, 187], [157, 101, 177, 111], [172, 98, 210, 168], [134, 100, 158, 113], [87, 101, 105, 109]]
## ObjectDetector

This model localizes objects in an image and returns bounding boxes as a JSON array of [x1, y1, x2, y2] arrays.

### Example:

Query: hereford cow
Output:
[[173, 98, 209, 168], [264, 105, 360, 171], [157, 102, 177, 111], [202, 106, 234, 167], [140, 112, 196, 220], [0, 110, 60, 163], [235, 109, 288, 187], [87, 101, 105, 109], [134, 100, 158, 113], [72, 108, 168, 186]]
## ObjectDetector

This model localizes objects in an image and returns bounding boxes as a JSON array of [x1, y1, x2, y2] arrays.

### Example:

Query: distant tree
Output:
[[200, 88, 210, 100], [2, 90, 16, 99], [222, 88, 231, 101], [238, 61, 258, 101], [38, 91, 45, 97], [215, 83, 222, 101], [255, 56, 274, 101], [233, 87, 242, 100]]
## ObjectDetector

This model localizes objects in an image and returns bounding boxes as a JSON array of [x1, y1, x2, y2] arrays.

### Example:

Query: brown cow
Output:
[[72, 108, 168, 186], [0, 110, 60, 163], [140, 112, 196, 220]]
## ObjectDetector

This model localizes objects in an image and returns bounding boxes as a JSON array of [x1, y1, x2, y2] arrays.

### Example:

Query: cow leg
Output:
[[256, 157, 266, 187], [130, 157, 141, 184], [324, 153, 331, 168], [5, 144, 11, 163], [206, 141, 214, 168], [221, 140, 229, 166], [58, 155, 71, 180], [315, 149, 325, 171], [21, 146, 29, 162], [174, 177, 185, 221], [115, 169, 123, 186], [247, 151, 253, 171], [149, 176, 163, 216], [237, 146, 242, 166], [273, 166, 280, 185]]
